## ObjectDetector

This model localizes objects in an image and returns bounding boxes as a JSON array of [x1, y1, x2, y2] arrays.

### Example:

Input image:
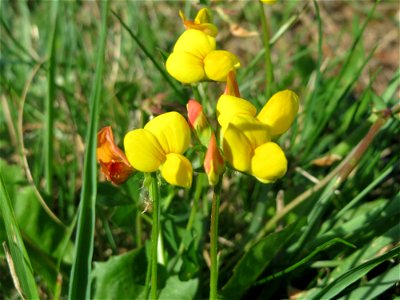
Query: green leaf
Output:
[[338, 264, 400, 300], [0, 173, 39, 299], [221, 219, 306, 299], [68, 1, 108, 299], [91, 248, 148, 299], [311, 245, 400, 300], [159, 275, 198, 300], [179, 237, 200, 281]]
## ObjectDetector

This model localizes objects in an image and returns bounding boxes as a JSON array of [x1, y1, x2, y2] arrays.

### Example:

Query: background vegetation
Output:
[[1, 0, 399, 299]]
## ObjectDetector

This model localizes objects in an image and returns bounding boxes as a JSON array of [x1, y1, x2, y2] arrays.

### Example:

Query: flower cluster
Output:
[[97, 7, 298, 189], [217, 90, 298, 183], [166, 9, 240, 84]]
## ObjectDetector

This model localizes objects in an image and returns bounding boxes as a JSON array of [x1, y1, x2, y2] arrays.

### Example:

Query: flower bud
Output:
[[187, 99, 213, 147], [204, 134, 225, 186]]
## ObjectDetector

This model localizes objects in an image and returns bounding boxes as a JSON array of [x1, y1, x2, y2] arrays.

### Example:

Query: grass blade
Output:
[[68, 1, 108, 299], [339, 264, 400, 300], [44, 0, 59, 194], [0, 173, 39, 299], [254, 238, 355, 285], [312, 245, 400, 300]]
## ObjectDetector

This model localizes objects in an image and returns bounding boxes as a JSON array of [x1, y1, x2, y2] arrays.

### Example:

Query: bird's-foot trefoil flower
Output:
[[124, 112, 193, 188], [204, 133, 225, 186], [216, 90, 299, 183], [187, 99, 213, 147], [179, 8, 218, 37], [166, 29, 240, 84], [97, 126, 134, 185]]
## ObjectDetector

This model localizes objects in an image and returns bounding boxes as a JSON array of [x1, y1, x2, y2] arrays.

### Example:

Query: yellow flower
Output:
[[124, 112, 193, 188], [179, 8, 218, 37], [166, 29, 240, 84], [216, 90, 299, 183]]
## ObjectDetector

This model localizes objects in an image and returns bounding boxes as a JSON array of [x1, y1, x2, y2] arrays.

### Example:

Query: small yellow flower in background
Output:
[[216, 90, 299, 183], [97, 126, 134, 185], [124, 112, 193, 188], [261, 0, 277, 4], [204, 133, 225, 186], [179, 8, 218, 37], [187, 99, 212, 147], [166, 29, 240, 84]]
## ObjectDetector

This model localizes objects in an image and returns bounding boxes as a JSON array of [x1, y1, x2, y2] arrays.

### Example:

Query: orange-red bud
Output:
[[204, 134, 225, 186], [187, 99, 212, 147], [224, 70, 241, 97], [97, 126, 134, 185]]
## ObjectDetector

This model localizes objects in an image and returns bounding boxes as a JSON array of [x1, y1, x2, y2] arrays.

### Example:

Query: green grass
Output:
[[1, 1, 399, 299]]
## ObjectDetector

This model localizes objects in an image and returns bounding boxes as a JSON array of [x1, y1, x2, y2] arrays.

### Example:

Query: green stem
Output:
[[136, 207, 143, 248], [259, 1, 274, 99], [191, 84, 202, 104], [209, 179, 222, 300], [150, 173, 160, 300]]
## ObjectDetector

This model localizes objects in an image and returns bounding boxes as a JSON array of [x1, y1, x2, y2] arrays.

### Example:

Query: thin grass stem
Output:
[[111, 10, 185, 101], [259, 1, 274, 99]]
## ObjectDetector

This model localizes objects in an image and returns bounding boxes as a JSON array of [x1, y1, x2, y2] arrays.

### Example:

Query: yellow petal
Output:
[[261, 0, 277, 4], [173, 29, 216, 59], [160, 153, 193, 188], [221, 118, 253, 172], [166, 52, 205, 84], [250, 142, 287, 183], [204, 50, 240, 82], [124, 129, 165, 172], [228, 114, 270, 149], [145, 112, 191, 155], [257, 90, 299, 136], [217, 95, 257, 128]]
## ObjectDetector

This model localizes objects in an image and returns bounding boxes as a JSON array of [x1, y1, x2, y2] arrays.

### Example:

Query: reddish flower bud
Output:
[[187, 99, 212, 147], [204, 134, 225, 186], [97, 126, 134, 185]]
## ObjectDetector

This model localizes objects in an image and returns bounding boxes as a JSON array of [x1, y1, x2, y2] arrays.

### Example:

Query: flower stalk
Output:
[[149, 173, 160, 300], [209, 177, 222, 300]]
